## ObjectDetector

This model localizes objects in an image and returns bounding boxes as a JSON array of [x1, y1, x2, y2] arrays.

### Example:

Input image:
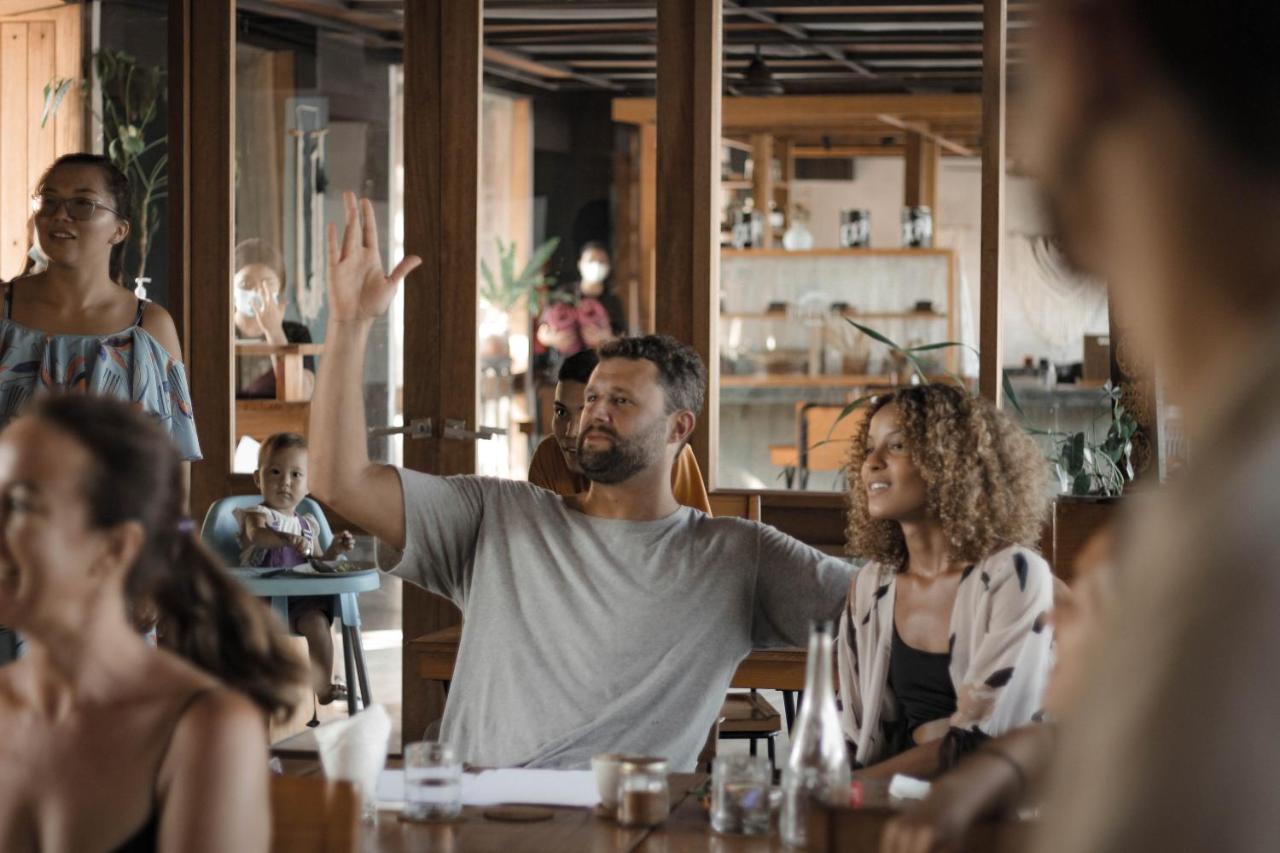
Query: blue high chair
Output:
[[200, 495, 380, 717]]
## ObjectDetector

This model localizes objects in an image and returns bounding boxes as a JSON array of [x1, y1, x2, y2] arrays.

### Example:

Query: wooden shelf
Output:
[[722, 310, 946, 321], [234, 342, 326, 356], [722, 179, 789, 190], [722, 247, 953, 258], [721, 374, 895, 389]]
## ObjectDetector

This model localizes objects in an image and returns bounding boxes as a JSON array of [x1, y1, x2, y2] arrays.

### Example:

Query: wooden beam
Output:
[[903, 127, 939, 217], [401, 0, 480, 749], [978, 0, 1006, 404], [184, 0, 234, 519], [655, 0, 720, 484], [876, 112, 972, 156], [613, 93, 982, 129], [483, 45, 619, 90], [751, 133, 774, 248]]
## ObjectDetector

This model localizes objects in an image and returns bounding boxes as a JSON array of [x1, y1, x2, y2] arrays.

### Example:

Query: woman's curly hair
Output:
[[846, 384, 1050, 571]]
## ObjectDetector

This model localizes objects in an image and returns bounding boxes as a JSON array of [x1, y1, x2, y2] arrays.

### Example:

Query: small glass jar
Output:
[[616, 759, 670, 828]]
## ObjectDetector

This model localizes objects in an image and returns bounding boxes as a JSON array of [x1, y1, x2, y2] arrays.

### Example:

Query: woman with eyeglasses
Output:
[[0, 154, 200, 663], [0, 153, 199, 464]]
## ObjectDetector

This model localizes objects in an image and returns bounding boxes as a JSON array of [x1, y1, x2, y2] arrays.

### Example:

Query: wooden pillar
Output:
[[401, 0, 481, 743], [978, 0, 1007, 404], [776, 138, 793, 232], [655, 0, 721, 483], [638, 121, 657, 333], [182, 0, 234, 518], [167, 0, 191, 357], [750, 133, 774, 248], [903, 129, 939, 221]]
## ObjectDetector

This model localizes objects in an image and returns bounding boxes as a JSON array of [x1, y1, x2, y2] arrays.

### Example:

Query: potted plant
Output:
[[43, 50, 167, 293], [478, 236, 560, 363]]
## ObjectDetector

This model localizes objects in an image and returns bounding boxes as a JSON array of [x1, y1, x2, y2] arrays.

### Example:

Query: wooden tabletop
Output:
[[410, 626, 807, 692], [277, 758, 897, 853]]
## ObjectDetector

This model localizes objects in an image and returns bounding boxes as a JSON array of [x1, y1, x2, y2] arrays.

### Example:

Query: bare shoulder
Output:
[[165, 686, 266, 774], [138, 300, 185, 362]]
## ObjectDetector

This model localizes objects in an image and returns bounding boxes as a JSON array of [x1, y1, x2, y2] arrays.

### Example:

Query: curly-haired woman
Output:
[[837, 384, 1054, 779]]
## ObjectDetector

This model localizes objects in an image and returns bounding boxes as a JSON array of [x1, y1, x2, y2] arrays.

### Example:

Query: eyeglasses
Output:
[[30, 194, 125, 222]]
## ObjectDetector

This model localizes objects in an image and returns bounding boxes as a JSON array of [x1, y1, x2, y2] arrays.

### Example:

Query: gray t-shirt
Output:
[[377, 470, 854, 770]]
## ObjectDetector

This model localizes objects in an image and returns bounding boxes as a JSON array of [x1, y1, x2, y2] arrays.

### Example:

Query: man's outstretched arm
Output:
[[309, 192, 421, 549]]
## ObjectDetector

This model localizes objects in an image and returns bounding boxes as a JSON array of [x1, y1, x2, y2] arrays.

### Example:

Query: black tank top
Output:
[[888, 623, 957, 735]]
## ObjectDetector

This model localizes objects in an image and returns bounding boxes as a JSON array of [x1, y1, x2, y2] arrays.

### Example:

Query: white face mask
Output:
[[579, 260, 610, 284], [235, 288, 265, 317]]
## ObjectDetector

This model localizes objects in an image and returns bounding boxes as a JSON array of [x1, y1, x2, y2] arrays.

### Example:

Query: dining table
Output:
[[274, 753, 922, 853]]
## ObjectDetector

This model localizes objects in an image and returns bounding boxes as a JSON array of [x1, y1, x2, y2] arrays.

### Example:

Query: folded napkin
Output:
[[888, 774, 933, 801], [314, 704, 392, 815]]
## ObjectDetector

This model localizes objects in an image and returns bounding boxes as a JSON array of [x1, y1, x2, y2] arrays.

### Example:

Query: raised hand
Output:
[[326, 192, 423, 323], [254, 281, 288, 345]]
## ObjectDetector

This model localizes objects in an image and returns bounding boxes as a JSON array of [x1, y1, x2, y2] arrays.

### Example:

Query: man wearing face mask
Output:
[[234, 238, 316, 400]]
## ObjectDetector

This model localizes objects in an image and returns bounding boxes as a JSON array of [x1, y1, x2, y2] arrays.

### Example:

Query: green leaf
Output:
[[41, 79, 74, 128], [1072, 471, 1093, 495], [845, 319, 906, 352], [1001, 370, 1026, 418]]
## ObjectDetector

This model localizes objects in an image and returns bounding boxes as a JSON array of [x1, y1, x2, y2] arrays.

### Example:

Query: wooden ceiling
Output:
[[239, 1, 1030, 98]]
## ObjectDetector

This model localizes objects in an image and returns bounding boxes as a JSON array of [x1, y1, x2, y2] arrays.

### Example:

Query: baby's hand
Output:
[[324, 531, 356, 560], [289, 533, 313, 557]]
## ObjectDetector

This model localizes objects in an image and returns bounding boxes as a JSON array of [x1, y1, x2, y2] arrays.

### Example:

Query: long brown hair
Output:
[[28, 394, 305, 719]]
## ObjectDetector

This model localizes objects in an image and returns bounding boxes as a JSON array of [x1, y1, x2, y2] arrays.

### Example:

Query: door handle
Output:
[[443, 419, 506, 441], [367, 418, 434, 440]]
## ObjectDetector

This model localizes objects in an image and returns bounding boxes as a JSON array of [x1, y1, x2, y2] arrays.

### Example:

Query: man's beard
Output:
[[577, 418, 666, 485]]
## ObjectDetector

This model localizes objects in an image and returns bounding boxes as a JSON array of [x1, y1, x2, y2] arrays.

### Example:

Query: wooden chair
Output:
[[269, 774, 360, 853], [717, 689, 783, 772], [794, 401, 870, 490], [235, 341, 324, 446]]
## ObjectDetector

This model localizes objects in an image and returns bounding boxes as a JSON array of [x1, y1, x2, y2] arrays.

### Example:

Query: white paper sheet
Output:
[[376, 768, 601, 809]]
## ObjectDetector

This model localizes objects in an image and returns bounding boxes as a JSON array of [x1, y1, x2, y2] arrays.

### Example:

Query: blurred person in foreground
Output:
[[965, 1, 1280, 852]]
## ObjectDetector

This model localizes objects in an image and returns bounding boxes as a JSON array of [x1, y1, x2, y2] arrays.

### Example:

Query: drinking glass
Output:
[[403, 741, 463, 821], [711, 754, 772, 835]]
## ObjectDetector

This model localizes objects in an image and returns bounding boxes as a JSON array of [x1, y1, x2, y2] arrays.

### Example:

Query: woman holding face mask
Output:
[[233, 238, 316, 400], [535, 241, 624, 357]]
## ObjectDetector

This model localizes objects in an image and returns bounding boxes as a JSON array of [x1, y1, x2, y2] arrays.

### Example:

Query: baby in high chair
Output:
[[235, 432, 355, 704]]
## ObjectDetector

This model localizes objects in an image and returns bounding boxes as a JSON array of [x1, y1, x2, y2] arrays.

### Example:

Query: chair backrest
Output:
[[799, 403, 869, 473], [269, 774, 360, 853], [201, 495, 334, 566]]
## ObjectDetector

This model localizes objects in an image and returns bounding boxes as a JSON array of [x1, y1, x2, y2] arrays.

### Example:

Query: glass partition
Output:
[[232, 3, 404, 473]]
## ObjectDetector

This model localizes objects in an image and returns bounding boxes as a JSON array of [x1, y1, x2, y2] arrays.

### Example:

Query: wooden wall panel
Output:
[[0, 2, 81, 280]]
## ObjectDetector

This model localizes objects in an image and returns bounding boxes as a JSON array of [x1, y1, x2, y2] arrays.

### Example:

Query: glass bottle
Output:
[[780, 621, 851, 848]]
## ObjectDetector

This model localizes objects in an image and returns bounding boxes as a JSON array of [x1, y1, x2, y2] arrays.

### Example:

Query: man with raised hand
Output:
[[311, 193, 851, 770]]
